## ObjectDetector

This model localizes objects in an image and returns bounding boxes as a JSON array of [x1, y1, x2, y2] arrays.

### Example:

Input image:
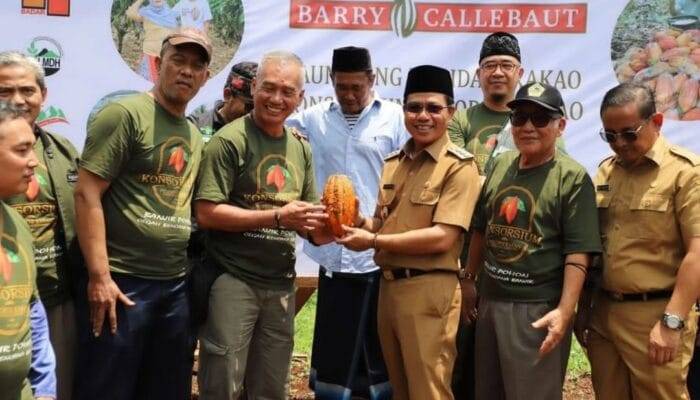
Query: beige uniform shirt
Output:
[[595, 136, 700, 293], [373, 134, 480, 271]]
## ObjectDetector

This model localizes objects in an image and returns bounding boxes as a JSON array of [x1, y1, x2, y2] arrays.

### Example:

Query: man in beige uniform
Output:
[[338, 65, 480, 400], [585, 82, 700, 400]]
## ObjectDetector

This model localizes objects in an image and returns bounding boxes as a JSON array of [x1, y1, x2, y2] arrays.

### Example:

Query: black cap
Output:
[[225, 61, 258, 102], [507, 82, 565, 115], [331, 46, 372, 72], [480, 32, 521, 63], [403, 65, 454, 101]]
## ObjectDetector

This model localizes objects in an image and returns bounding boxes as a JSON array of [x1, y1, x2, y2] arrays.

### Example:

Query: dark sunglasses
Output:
[[510, 111, 560, 128], [599, 122, 646, 143], [403, 102, 450, 115]]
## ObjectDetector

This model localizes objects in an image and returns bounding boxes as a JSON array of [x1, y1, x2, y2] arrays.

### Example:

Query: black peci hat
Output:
[[479, 32, 521, 63], [403, 65, 454, 101], [331, 46, 372, 72]]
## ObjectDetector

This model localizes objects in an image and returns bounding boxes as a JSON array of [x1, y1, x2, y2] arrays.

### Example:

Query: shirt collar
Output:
[[613, 135, 666, 167], [401, 133, 448, 161]]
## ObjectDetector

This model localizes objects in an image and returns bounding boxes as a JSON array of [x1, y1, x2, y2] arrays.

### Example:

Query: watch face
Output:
[[664, 314, 683, 330]]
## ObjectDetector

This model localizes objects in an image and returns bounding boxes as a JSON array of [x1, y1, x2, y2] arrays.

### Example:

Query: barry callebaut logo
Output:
[[36, 106, 68, 127], [21, 0, 70, 17], [290, 0, 588, 37], [27, 37, 63, 76]]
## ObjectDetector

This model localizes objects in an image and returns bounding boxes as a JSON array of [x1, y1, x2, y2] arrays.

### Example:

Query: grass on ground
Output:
[[293, 292, 591, 379]]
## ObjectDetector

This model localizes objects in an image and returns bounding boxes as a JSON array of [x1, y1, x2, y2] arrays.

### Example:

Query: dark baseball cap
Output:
[[225, 62, 258, 102], [162, 29, 212, 63], [507, 82, 565, 115]]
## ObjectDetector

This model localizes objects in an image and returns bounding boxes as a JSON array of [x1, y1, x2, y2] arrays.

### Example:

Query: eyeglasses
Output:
[[510, 111, 559, 128], [599, 122, 646, 143], [403, 102, 450, 115], [479, 62, 520, 73]]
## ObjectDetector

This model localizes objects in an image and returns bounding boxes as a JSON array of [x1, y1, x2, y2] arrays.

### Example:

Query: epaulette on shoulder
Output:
[[446, 145, 473, 161], [598, 155, 615, 167], [289, 127, 308, 142], [669, 146, 700, 166], [384, 150, 401, 161]]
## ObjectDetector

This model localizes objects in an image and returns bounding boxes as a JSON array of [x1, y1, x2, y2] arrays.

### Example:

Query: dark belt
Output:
[[382, 268, 455, 281], [604, 289, 673, 302]]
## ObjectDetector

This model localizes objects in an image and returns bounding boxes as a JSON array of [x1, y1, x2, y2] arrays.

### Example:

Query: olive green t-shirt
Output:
[[448, 103, 510, 175], [6, 139, 69, 307], [81, 93, 203, 279], [472, 151, 602, 301], [195, 115, 317, 290], [0, 202, 36, 400]]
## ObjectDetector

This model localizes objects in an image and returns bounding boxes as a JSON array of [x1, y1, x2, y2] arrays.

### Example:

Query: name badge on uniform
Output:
[[66, 170, 78, 183], [596, 184, 610, 192], [383, 183, 395, 189]]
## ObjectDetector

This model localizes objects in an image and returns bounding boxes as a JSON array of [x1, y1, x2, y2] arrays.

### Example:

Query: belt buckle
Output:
[[382, 270, 395, 281], [610, 291, 624, 301]]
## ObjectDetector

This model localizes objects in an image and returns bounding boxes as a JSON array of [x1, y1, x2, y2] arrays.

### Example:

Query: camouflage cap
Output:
[[225, 61, 258, 103]]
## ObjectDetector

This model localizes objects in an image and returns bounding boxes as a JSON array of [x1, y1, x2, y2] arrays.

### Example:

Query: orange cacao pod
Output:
[[321, 175, 359, 237]]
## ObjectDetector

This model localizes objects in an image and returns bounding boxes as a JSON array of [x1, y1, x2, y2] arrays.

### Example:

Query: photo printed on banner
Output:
[[612, 0, 700, 121], [110, 0, 244, 83]]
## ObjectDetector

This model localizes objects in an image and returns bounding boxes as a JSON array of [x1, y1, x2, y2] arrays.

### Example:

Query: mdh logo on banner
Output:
[[290, 0, 587, 37], [21, 0, 70, 17]]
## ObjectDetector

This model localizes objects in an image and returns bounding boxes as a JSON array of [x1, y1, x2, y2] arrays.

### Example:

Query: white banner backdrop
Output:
[[1, 0, 698, 276]]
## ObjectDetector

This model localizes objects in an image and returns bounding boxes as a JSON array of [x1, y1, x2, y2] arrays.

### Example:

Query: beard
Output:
[[489, 93, 507, 104]]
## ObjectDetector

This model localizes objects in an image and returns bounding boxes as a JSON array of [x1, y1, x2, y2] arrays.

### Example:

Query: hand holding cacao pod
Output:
[[321, 175, 360, 237], [278, 200, 327, 233]]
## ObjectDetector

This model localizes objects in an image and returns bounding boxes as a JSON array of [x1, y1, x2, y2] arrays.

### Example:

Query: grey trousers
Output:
[[474, 298, 571, 400], [197, 273, 295, 400], [47, 300, 76, 400]]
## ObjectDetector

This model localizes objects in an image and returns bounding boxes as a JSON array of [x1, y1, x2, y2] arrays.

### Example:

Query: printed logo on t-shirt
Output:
[[138, 137, 195, 210], [256, 155, 301, 201], [486, 186, 543, 263], [473, 124, 504, 168], [24, 162, 49, 202], [0, 235, 32, 336]]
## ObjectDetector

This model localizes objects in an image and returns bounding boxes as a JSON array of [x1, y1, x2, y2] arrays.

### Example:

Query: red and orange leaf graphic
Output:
[[168, 146, 186, 175], [25, 175, 40, 201], [266, 165, 286, 192], [499, 196, 525, 225]]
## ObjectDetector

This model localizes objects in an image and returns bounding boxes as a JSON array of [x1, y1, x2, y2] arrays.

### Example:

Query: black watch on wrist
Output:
[[661, 312, 685, 330]]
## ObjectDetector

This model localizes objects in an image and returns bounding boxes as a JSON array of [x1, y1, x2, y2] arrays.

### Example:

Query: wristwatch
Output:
[[661, 313, 685, 330]]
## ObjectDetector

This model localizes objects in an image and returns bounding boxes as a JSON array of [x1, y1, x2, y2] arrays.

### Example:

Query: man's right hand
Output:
[[279, 201, 327, 233], [87, 275, 135, 336], [459, 278, 478, 324]]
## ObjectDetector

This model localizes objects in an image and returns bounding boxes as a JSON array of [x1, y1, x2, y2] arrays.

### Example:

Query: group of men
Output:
[[0, 26, 698, 400]]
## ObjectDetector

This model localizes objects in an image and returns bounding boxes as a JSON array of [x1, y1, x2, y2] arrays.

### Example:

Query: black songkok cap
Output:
[[331, 46, 372, 72], [507, 82, 566, 115], [403, 65, 454, 101], [479, 32, 521, 63]]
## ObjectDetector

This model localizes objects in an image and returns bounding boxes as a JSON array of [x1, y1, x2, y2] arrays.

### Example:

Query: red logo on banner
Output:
[[21, 0, 70, 17], [289, 0, 587, 37]]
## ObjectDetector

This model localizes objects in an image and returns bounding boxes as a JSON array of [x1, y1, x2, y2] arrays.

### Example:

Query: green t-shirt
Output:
[[6, 139, 69, 307], [195, 115, 317, 290], [0, 202, 36, 400], [448, 103, 510, 175], [473, 151, 602, 301], [81, 93, 203, 279]]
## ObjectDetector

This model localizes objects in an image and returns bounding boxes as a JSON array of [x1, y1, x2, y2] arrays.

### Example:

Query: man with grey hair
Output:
[[0, 51, 79, 400], [195, 50, 330, 399]]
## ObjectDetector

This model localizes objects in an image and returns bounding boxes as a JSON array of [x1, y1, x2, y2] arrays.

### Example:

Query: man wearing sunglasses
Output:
[[286, 46, 407, 400], [464, 82, 601, 400], [188, 61, 257, 142], [583, 82, 700, 400], [337, 65, 480, 399]]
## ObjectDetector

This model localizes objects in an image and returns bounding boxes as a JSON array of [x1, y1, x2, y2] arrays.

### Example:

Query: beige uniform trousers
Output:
[[377, 272, 461, 400], [588, 297, 698, 400]]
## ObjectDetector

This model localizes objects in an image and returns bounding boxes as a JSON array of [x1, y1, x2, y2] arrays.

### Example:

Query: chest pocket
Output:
[[628, 192, 671, 239], [407, 188, 440, 228]]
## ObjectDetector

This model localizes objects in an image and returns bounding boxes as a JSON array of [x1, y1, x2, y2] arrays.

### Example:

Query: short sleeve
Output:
[[562, 170, 603, 254], [447, 110, 467, 149], [676, 166, 700, 241], [202, 0, 213, 20], [195, 135, 241, 203], [300, 142, 318, 203], [80, 103, 133, 181], [433, 160, 480, 231]]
